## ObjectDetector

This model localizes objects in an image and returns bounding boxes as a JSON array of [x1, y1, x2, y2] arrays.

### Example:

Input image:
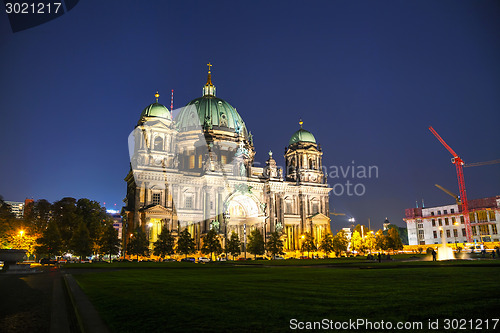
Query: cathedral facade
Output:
[[123, 66, 332, 254]]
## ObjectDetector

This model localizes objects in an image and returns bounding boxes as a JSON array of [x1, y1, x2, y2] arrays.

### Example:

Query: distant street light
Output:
[[19, 230, 24, 237]]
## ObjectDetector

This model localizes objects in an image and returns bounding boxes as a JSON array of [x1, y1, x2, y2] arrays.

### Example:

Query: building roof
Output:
[[289, 128, 316, 145]]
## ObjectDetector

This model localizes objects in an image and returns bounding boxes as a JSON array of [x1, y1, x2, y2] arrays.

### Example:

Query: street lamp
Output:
[[453, 222, 459, 249], [223, 211, 230, 259], [19, 230, 24, 237]]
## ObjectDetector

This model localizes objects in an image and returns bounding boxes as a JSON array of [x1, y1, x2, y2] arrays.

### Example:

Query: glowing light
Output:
[[19, 230, 24, 237]]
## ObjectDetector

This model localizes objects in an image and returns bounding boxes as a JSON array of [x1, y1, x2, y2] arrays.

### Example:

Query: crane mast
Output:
[[429, 126, 472, 242]]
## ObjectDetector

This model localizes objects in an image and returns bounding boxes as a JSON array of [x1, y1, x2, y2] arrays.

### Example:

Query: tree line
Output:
[[0, 196, 120, 261]]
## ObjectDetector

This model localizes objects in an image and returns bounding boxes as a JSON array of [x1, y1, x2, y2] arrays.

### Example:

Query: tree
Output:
[[375, 230, 389, 253], [100, 222, 121, 263], [364, 231, 376, 254], [127, 228, 150, 260], [70, 221, 92, 261], [266, 232, 284, 259], [24, 199, 52, 234], [153, 226, 175, 259], [176, 229, 196, 258], [331, 230, 349, 257], [35, 221, 62, 258], [350, 230, 366, 254], [51, 197, 81, 252], [319, 232, 334, 258], [76, 198, 109, 254], [247, 228, 265, 259], [201, 228, 222, 261], [225, 231, 241, 260], [301, 232, 316, 257], [387, 228, 403, 253]]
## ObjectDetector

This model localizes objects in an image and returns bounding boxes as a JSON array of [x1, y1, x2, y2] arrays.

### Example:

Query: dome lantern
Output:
[[203, 62, 216, 97]]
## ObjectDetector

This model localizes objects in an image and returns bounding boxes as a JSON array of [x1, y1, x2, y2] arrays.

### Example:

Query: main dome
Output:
[[175, 70, 248, 137], [176, 96, 247, 134], [289, 128, 316, 145]]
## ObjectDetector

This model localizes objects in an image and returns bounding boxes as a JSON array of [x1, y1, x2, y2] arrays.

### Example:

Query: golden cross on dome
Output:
[[207, 62, 212, 73], [155, 91, 159, 103], [299, 119, 303, 128]]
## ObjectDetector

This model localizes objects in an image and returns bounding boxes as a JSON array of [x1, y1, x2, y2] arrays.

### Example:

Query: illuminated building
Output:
[[123, 66, 332, 252], [404, 196, 500, 245]]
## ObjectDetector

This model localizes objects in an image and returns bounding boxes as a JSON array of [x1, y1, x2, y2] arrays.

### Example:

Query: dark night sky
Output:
[[1, 1, 499, 230]]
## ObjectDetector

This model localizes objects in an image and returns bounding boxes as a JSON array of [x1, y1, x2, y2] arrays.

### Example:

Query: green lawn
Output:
[[72, 261, 500, 332]]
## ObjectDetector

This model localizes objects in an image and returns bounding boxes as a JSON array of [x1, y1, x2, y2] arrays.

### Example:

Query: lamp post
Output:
[[223, 211, 230, 259], [243, 223, 247, 259]]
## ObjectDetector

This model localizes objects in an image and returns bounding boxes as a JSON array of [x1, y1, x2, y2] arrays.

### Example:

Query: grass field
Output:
[[70, 259, 500, 332]]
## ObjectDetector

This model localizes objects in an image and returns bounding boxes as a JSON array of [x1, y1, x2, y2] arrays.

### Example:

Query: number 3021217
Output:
[[5, 2, 62, 14]]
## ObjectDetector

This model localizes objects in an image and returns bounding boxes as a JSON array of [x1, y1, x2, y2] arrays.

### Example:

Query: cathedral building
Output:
[[123, 65, 332, 254]]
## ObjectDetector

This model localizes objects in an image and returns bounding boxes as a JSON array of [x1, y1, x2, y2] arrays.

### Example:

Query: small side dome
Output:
[[138, 91, 171, 123], [289, 120, 316, 145], [140, 103, 170, 119]]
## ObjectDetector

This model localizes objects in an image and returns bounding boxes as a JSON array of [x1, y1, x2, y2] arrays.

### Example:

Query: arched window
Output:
[[154, 136, 163, 150], [189, 155, 195, 169], [309, 158, 313, 169]]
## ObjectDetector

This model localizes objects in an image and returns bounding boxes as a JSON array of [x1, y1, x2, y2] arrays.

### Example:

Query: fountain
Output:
[[437, 229, 455, 260]]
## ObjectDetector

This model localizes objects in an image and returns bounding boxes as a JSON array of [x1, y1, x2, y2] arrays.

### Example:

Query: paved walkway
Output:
[[0, 266, 109, 333]]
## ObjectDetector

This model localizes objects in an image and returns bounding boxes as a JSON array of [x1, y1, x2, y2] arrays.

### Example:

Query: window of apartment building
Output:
[[437, 210, 441, 215], [432, 219, 436, 227], [479, 224, 489, 235], [489, 211, 496, 221], [439, 230, 443, 238], [446, 229, 451, 238], [438, 219, 442, 226], [444, 209, 448, 214], [152, 193, 161, 206], [472, 226, 477, 236], [185, 196, 193, 209], [460, 216, 464, 224], [453, 229, 458, 238], [433, 231, 437, 238], [462, 228, 466, 237], [431, 211, 435, 216], [451, 208, 455, 214], [469, 212, 476, 223], [418, 230, 424, 239], [445, 218, 449, 225], [417, 223, 423, 229], [492, 224, 498, 235], [477, 211, 488, 223], [452, 217, 456, 225]]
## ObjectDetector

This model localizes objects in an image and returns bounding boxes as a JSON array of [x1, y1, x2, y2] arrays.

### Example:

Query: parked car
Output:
[[299, 256, 311, 260], [180, 257, 195, 262], [273, 256, 285, 260], [197, 257, 210, 263], [163, 258, 177, 262], [40, 258, 57, 265]]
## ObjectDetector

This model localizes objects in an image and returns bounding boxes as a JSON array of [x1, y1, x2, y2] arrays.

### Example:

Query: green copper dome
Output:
[[140, 102, 171, 120], [176, 96, 248, 136], [289, 128, 316, 145]]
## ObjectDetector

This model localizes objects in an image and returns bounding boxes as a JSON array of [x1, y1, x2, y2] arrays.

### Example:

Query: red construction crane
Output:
[[428, 126, 472, 242]]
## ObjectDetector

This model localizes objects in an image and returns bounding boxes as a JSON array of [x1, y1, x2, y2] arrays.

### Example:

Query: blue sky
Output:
[[1, 0, 499, 229]]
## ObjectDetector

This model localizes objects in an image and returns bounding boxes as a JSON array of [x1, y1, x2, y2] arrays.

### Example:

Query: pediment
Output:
[[140, 204, 171, 214]]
